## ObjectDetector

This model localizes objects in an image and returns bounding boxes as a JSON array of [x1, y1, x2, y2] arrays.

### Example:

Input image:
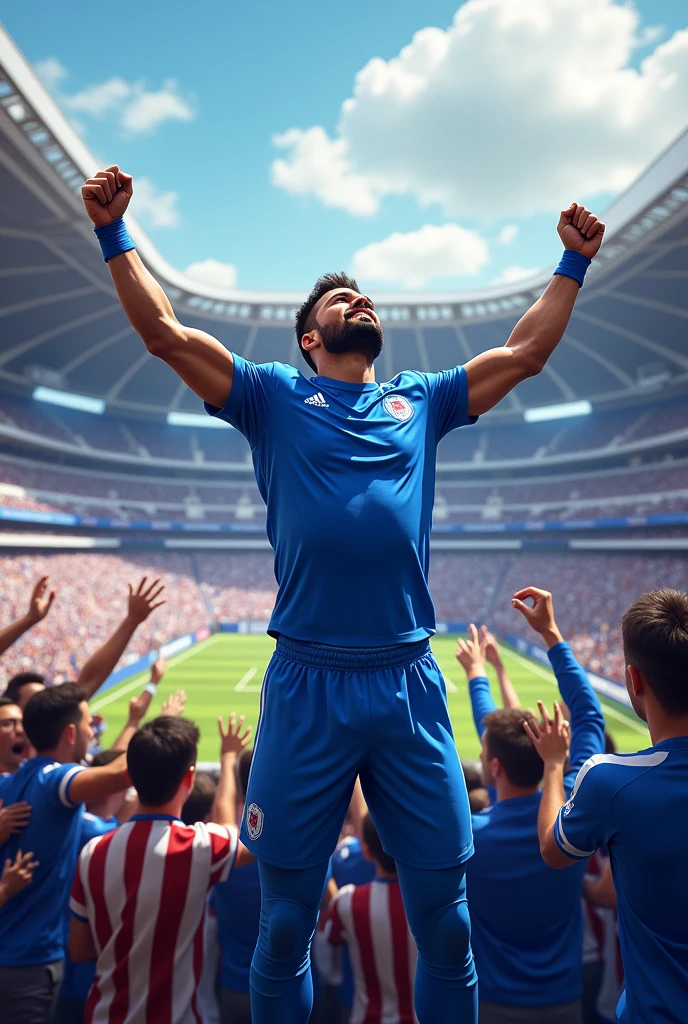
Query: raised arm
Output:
[[480, 626, 521, 709], [110, 659, 170, 752], [465, 204, 605, 417], [0, 576, 55, 659], [512, 586, 604, 785], [211, 713, 254, 867], [77, 577, 165, 701], [456, 624, 496, 739], [81, 166, 234, 409], [69, 754, 130, 806]]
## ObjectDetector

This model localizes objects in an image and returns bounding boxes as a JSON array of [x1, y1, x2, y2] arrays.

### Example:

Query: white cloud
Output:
[[351, 223, 489, 288], [271, 0, 687, 218], [184, 259, 238, 290], [498, 224, 519, 245], [491, 265, 540, 285], [35, 59, 194, 136], [130, 178, 180, 228], [121, 81, 194, 135]]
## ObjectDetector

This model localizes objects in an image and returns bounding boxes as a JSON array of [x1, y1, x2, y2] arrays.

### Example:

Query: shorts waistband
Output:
[[275, 636, 431, 671]]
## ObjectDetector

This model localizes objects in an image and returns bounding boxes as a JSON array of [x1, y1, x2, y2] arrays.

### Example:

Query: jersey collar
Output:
[[311, 375, 381, 393], [130, 813, 184, 823]]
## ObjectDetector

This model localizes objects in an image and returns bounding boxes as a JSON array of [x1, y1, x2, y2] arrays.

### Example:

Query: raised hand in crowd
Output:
[[455, 623, 485, 680], [77, 577, 167, 701], [0, 850, 39, 907], [479, 625, 521, 709], [0, 799, 31, 844], [212, 713, 253, 833], [512, 586, 564, 650], [150, 656, 167, 686], [523, 700, 571, 768], [161, 688, 187, 717], [0, 575, 56, 659]]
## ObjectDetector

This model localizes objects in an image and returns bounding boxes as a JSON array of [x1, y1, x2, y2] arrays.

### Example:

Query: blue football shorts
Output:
[[241, 636, 474, 869]]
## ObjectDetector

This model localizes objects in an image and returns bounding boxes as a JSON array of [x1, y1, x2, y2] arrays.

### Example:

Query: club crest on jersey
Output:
[[246, 802, 264, 840], [382, 394, 413, 422]]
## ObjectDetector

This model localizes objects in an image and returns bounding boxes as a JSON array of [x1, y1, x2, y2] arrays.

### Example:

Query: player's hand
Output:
[[479, 626, 502, 669], [511, 587, 563, 649], [26, 575, 55, 625], [150, 657, 167, 686], [557, 203, 605, 259], [126, 577, 166, 626], [160, 689, 187, 717], [81, 165, 133, 227], [0, 850, 39, 897], [218, 713, 252, 759], [0, 801, 31, 844], [455, 623, 485, 680], [524, 701, 570, 767]]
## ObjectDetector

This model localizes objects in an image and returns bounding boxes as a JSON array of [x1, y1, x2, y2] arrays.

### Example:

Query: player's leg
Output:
[[244, 639, 366, 1023], [362, 643, 477, 1023], [250, 859, 331, 1024]]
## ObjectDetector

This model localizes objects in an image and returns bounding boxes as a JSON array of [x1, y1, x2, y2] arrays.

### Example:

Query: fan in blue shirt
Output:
[[532, 588, 688, 1024], [455, 587, 605, 1021], [0, 684, 129, 1024]]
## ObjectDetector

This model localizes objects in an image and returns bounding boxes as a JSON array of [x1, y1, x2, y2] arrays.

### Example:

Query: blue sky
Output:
[[2, 0, 687, 294]]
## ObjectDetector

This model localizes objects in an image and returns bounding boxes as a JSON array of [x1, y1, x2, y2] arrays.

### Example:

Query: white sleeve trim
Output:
[[555, 810, 595, 860], [568, 750, 668, 803], [59, 765, 87, 807]]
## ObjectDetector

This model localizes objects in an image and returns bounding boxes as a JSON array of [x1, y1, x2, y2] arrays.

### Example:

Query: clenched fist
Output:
[[557, 203, 605, 260], [82, 165, 133, 227]]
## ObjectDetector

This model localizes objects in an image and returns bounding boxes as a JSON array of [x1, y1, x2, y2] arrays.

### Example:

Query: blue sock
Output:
[[250, 859, 330, 1024], [396, 861, 478, 1024]]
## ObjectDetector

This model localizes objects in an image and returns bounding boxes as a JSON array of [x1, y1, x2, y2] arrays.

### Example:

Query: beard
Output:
[[319, 317, 384, 363]]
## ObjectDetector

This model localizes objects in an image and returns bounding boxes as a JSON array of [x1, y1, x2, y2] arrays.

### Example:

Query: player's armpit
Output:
[[69, 915, 97, 963]]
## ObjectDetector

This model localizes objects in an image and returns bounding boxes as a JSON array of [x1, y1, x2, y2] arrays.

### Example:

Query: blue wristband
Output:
[[94, 218, 135, 262], [554, 249, 591, 288]]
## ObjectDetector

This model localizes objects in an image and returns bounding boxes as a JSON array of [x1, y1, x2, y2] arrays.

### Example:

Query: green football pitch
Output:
[[92, 633, 649, 763]]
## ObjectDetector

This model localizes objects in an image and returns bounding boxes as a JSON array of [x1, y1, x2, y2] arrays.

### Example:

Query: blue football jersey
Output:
[[554, 739, 688, 1024], [206, 357, 475, 646], [0, 757, 86, 965]]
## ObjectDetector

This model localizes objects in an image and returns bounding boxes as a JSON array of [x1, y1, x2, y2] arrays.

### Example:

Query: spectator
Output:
[[212, 747, 261, 1024], [533, 588, 688, 1024], [455, 588, 605, 1024], [0, 683, 130, 1024], [319, 813, 417, 1024], [462, 760, 491, 814], [4, 672, 46, 709], [69, 713, 253, 1024], [181, 770, 218, 826], [0, 696, 29, 774]]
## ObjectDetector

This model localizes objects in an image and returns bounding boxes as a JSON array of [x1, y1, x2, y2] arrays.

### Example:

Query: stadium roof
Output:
[[0, 23, 687, 421]]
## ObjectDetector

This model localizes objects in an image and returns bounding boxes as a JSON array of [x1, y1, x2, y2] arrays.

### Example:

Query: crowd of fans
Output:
[[2, 551, 686, 690], [0, 563, 685, 1023]]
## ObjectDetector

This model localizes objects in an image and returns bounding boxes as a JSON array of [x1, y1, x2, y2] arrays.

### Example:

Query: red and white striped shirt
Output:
[[70, 815, 237, 1024], [323, 878, 417, 1024]]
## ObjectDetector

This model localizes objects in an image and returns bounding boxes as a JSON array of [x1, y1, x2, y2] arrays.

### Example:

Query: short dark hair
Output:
[[0, 696, 18, 709], [362, 812, 396, 875], [23, 682, 86, 753], [622, 588, 688, 715], [237, 748, 253, 800], [181, 770, 217, 825], [91, 749, 125, 769], [484, 708, 544, 788], [5, 672, 45, 703], [127, 717, 199, 806], [295, 272, 360, 372], [461, 760, 484, 793]]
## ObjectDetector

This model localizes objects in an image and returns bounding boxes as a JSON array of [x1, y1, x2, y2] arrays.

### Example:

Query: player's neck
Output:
[[137, 798, 184, 819], [495, 779, 539, 803], [646, 712, 688, 746], [312, 351, 377, 384]]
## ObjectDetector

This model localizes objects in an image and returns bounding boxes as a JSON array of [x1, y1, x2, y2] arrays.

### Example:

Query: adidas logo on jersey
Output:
[[304, 392, 329, 408]]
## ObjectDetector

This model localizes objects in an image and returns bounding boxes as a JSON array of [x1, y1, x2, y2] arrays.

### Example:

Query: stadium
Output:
[[0, 10, 687, 1024]]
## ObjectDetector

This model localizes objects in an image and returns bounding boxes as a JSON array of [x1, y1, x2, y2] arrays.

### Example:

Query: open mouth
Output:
[[11, 741, 27, 757], [346, 310, 375, 324]]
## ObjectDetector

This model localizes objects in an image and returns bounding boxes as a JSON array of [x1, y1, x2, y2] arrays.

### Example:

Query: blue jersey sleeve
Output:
[[204, 355, 284, 448], [554, 755, 613, 861], [423, 366, 477, 440], [42, 762, 87, 809], [468, 675, 497, 739], [548, 642, 605, 793]]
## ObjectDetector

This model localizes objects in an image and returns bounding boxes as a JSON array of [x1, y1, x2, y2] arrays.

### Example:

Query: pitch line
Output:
[[91, 634, 223, 712], [503, 647, 648, 736], [235, 667, 259, 692]]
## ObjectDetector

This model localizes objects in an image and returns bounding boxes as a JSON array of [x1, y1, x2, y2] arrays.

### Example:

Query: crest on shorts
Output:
[[246, 802, 264, 840], [382, 394, 413, 422]]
